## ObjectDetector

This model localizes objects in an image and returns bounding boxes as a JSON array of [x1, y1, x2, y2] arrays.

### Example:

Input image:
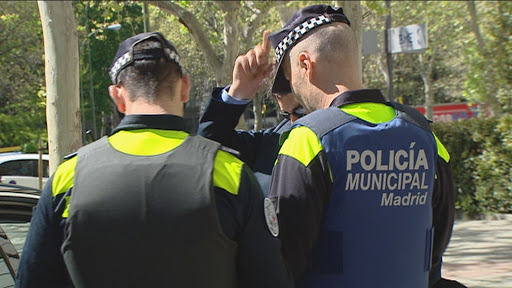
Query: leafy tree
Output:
[[147, 1, 365, 130], [146, 1, 289, 130], [74, 1, 145, 138], [0, 1, 46, 151], [464, 0, 511, 116], [362, 1, 472, 116]]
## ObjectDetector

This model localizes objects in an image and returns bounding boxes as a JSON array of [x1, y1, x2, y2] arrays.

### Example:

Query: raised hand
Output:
[[228, 30, 273, 100]]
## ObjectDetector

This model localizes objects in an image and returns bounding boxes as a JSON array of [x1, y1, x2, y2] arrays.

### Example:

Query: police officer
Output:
[[267, 5, 455, 288], [198, 31, 306, 196], [16, 32, 293, 288]]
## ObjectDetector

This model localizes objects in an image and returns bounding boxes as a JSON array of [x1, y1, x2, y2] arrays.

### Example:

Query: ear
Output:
[[298, 52, 314, 82], [108, 85, 126, 113], [180, 74, 191, 103]]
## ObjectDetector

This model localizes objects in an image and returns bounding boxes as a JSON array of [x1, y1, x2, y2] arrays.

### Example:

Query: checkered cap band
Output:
[[109, 47, 182, 84], [274, 15, 332, 63]]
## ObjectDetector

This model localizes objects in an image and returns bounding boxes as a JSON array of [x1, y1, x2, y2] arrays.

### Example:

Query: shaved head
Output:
[[285, 22, 362, 111], [291, 23, 357, 71]]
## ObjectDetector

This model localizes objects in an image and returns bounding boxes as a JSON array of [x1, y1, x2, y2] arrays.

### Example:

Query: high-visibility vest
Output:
[[62, 135, 237, 288], [294, 103, 436, 288]]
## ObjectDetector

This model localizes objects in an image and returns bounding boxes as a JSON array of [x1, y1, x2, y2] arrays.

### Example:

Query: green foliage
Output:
[[362, 1, 472, 105], [150, 2, 217, 109], [73, 1, 145, 135], [149, 1, 286, 112], [362, 0, 387, 16], [432, 116, 512, 215], [0, 1, 46, 151], [463, 1, 512, 114]]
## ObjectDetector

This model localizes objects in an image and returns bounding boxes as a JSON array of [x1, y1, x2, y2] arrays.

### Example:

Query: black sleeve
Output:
[[197, 87, 261, 166], [198, 87, 248, 145], [235, 165, 294, 288], [15, 177, 71, 288], [269, 152, 332, 281], [431, 156, 456, 270]]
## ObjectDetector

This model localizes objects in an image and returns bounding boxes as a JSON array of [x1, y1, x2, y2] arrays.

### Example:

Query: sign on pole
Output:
[[388, 23, 428, 53]]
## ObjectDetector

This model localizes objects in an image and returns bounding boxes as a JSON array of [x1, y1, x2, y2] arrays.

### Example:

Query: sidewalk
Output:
[[442, 215, 512, 288], [1, 216, 511, 287]]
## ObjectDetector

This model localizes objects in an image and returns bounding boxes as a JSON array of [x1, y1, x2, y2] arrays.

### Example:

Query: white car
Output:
[[0, 153, 49, 190]]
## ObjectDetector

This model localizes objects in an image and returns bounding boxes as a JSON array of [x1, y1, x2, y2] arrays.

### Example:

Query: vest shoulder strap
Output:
[[388, 102, 432, 132], [77, 136, 110, 156], [186, 134, 241, 158], [180, 134, 221, 155], [293, 107, 357, 139], [78, 134, 227, 158]]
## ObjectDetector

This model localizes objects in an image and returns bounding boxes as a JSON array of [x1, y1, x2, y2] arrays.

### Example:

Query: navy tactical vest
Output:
[[61, 135, 237, 288], [295, 103, 437, 288]]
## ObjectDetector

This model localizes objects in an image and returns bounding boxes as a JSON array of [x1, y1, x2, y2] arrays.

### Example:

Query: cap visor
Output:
[[271, 66, 291, 93]]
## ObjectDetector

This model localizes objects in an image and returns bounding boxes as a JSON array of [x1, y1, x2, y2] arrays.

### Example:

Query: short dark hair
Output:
[[117, 39, 182, 102]]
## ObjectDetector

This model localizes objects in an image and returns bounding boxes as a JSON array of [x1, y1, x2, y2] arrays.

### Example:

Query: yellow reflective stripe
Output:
[[344, 103, 449, 161], [52, 131, 243, 218], [62, 196, 71, 218], [108, 130, 189, 156], [433, 133, 450, 162], [213, 150, 242, 195], [279, 126, 323, 167], [52, 157, 77, 218], [52, 157, 76, 197], [340, 103, 396, 123]]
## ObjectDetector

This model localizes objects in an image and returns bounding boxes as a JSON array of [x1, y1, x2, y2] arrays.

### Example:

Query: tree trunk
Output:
[[253, 93, 263, 131], [467, 0, 485, 52], [339, 1, 362, 83], [217, 1, 240, 86], [419, 47, 437, 121], [216, 1, 248, 129], [147, 1, 223, 83], [38, 1, 82, 174], [143, 2, 151, 33], [466, 0, 501, 117]]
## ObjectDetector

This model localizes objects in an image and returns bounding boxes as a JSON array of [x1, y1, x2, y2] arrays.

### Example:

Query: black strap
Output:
[[388, 102, 432, 132], [292, 101, 432, 140], [293, 107, 357, 139]]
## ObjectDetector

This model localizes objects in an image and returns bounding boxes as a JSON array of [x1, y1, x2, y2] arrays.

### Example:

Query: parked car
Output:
[[0, 153, 49, 190]]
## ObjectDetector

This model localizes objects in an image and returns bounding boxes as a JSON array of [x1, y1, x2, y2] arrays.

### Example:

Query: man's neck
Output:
[[125, 100, 183, 116]]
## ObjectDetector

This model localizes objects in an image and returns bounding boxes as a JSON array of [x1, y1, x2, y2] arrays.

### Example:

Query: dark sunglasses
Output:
[[280, 106, 307, 120]]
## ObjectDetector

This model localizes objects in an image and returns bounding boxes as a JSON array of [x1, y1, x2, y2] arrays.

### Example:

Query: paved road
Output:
[[1, 216, 510, 287], [442, 215, 512, 288], [0, 222, 29, 287]]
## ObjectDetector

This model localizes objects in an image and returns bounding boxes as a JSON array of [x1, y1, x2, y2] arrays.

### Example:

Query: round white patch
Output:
[[264, 198, 279, 237]]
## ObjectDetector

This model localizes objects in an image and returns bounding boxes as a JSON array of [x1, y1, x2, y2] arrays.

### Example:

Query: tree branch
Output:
[[214, 0, 241, 85], [147, 1, 223, 78]]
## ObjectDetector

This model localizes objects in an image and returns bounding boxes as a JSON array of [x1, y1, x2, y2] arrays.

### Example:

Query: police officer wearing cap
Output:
[[198, 31, 306, 196], [16, 32, 293, 288], [267, 4, 456, 288]]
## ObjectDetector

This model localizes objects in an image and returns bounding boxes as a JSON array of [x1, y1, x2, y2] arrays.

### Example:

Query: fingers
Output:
[[232, 49, 254, 74], [262, 30, 270, 55], [251, 31, 271, 74], [247, 49, 258, 74], [244, 30, 270, 72], [231, 30, 273, 92]]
